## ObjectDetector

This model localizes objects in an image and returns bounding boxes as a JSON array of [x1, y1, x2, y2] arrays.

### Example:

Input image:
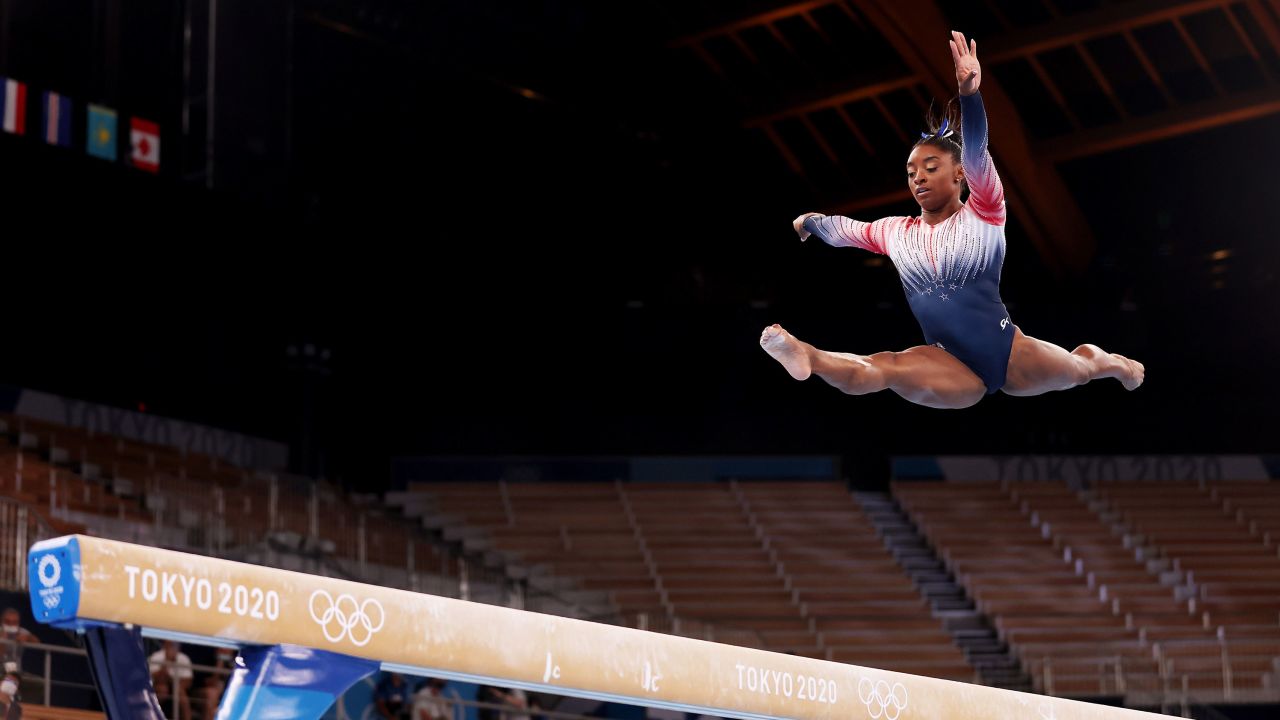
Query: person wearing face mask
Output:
[[412, 678, 452, 720], [0, 664, 22, 719], [198, 648, 235, 719], [374, 673, 410, 719], [0, 609, 37, 705], [0, 610, 37, 667], [149, 641, 193, 720]]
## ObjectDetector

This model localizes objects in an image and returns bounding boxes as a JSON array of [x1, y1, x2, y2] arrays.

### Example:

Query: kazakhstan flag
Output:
[[87, 104, 117, 161]]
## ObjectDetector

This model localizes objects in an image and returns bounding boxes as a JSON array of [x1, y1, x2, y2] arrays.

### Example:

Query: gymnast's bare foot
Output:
[[760, 324, 812, 381], [1073, 344, 1144, 391], [1115, 354, 1144, 391]]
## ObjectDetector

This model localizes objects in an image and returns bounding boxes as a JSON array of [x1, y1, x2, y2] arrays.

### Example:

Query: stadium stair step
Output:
[[854, 490, 1036, 692]]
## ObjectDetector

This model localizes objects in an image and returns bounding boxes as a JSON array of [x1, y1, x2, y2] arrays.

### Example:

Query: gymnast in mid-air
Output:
[[761, 31, 1144, 409]]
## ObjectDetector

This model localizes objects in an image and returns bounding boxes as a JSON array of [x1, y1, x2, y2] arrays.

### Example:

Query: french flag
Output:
[[42, 91, 72, 147], [1, 77, 27, 135]]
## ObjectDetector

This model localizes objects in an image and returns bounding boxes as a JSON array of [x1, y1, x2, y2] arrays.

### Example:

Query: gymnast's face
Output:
[[906, 143, 964, 212]]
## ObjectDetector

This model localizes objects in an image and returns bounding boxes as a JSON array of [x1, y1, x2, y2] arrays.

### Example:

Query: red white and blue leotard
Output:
[[803, 92, 1014, 394]]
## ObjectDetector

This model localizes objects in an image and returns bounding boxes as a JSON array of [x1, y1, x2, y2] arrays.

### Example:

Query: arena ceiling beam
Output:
[[1043, 88, 1280, 162]]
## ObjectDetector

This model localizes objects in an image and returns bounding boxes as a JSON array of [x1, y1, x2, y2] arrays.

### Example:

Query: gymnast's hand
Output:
[[950, 30, 980, 96], [793, 212, 823, 241]]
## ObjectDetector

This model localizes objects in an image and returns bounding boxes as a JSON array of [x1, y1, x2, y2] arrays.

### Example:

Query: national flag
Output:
[[1, 77, 27, 135], [130, 117, 159, 173], [41, 91, 72, 147], [87, 104, 117, 161]]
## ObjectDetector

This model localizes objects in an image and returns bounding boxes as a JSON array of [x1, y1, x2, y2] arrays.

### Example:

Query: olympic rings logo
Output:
[[857, 678, 908, 720], [309, 590, 386, 646]]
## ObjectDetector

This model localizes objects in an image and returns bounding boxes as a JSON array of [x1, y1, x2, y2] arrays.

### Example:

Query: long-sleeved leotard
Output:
[[803, 92, 1014, 393]]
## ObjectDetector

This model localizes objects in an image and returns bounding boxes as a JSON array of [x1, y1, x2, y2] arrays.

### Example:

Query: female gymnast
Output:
[[761, 31, 1144, 409]]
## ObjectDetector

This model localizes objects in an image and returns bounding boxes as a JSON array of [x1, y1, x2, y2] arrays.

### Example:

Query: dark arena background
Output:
[[0, 0, 1279, 719]]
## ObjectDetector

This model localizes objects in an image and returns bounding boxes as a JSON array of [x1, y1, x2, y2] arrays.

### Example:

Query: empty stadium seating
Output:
[[404, 480, 976, 682], [0, 414, 451, 593], [894, 479, 1280, 702]]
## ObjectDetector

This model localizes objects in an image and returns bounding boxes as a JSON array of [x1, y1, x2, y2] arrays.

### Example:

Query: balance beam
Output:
[[29, 535, 1167, 720]]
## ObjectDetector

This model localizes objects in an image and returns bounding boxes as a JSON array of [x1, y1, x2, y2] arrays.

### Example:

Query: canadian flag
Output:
[[130, 117, 160, 173]]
